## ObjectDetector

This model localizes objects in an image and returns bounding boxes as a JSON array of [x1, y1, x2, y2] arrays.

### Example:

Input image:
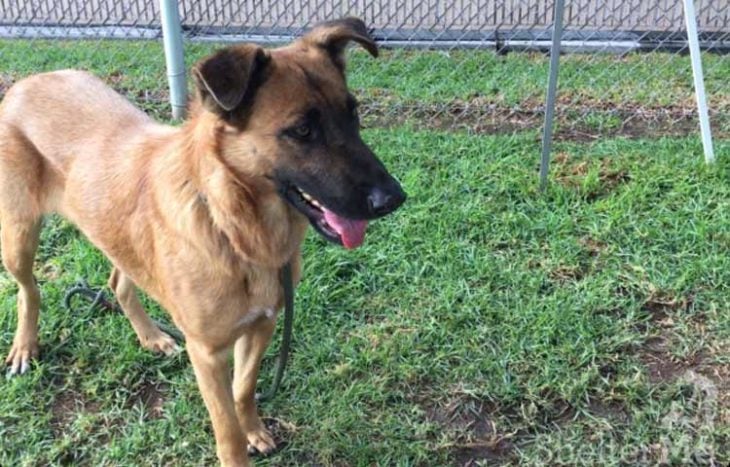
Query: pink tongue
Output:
[[322, 209, 368, 249]]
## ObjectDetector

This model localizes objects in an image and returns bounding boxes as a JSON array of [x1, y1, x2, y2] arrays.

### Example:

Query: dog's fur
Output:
[[0, 18, 404, 466]]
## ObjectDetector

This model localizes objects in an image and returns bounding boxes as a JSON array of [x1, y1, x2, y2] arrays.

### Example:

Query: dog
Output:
[[0, 17, 405, 466]]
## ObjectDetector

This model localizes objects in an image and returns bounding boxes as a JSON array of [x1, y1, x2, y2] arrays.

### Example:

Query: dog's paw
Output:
[[5, 341, 39, 376], [246, 425, 276, 455], [142, 331, 180, 356]]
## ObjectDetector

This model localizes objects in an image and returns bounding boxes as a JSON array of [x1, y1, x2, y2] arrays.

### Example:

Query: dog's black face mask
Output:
[[274, 98, 406, 248]]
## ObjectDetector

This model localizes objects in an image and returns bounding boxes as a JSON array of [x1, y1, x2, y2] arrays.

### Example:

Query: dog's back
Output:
[[0, 70, 175, 220], [1, 70, 155, 178]]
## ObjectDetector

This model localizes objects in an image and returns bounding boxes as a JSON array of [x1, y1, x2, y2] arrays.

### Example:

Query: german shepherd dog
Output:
[[0, 18, 405, 466]]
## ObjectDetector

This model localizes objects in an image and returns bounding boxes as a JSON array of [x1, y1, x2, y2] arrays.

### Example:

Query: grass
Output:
[[1, 39, 729, 465]]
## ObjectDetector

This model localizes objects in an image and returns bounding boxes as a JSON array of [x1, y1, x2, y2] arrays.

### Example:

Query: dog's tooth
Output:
[[296, 189, 323, 209]]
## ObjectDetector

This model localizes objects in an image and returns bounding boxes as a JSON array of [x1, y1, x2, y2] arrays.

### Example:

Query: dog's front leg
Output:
[[233, 315, 277, 454], [187, 340, 250, 466]]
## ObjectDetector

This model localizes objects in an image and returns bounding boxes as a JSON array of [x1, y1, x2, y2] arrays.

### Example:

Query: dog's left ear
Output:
[[192, 44, 270, 115], [302, 17, 378, 69]]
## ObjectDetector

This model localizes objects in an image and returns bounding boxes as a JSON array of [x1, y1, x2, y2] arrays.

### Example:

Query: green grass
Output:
[[1, 39, 729, 465]]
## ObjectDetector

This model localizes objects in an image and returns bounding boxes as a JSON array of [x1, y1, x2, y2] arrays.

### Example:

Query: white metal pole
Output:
[[160, 0, 187, 120], [539, 0, 566, 191], [683, 0, 715, 164]]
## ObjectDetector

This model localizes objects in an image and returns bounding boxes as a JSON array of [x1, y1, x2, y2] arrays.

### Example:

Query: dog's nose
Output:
[[368, 185, 406, 216], [368, 188, 392, 215]]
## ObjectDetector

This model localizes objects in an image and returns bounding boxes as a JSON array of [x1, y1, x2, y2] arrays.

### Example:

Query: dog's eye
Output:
[[293, 124, 311, 139]]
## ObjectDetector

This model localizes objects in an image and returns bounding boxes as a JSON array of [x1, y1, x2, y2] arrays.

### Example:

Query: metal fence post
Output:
[[683, 0, 715, 164], [539, 0, 566, 192], [160, 0, 187, 120]]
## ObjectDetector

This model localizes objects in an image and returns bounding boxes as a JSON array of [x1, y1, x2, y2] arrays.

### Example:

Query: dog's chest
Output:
[[244, 267, 284, 309], [161, 263, 283, 346], [217, 269, 283, 339]]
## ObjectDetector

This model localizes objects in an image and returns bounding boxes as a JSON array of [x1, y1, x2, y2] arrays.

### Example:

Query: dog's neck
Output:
[[157, 109, 307, 271]]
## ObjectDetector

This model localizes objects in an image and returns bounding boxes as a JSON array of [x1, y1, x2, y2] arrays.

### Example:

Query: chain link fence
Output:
[[555, 1, 730, 142], [1, 1, 729, 146]]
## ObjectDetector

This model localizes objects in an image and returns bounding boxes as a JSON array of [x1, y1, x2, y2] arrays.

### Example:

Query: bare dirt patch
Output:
[[635, 292, 727, 400], [548, 237, 607, 285], [697, 358, 730, 425], [634, 290, 729, 432], [597, 167, 631, 192], [51, 387, 101, 436], [552, 155, 632, 200], [422, 396, 516, 466], [128, 380, 168, 420], [637, 291, 703, 384], [586, 399, 630, 423], [579, 236, 607, 257], [51, 390, 82, 432], [363, 100, 542, 135], [415, 386, 639, 466], [361, 96, 730, 139], [690, 334, 730, 426], [550, 264, 586, 283], [642, 291, 694, 320], [640, 337, 705, 384]]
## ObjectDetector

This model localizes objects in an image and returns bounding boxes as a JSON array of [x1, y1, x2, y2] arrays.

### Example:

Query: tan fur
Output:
[[0, 27, 383, 465]]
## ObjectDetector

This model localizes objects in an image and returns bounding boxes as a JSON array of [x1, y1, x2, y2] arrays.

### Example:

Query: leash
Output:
[[256, 261, 294, 402], [63, 278, 185, 343], [63, 262, 295, 402]]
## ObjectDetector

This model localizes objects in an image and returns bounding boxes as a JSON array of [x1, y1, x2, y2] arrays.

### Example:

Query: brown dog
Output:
[[0, 18, 404, 466]]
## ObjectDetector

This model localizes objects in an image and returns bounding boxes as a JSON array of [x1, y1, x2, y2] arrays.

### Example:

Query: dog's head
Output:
[[191, 18, 406, 249]]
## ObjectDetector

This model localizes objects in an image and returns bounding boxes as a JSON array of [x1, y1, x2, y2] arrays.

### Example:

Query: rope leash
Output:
[[63, 262, 295, 402]]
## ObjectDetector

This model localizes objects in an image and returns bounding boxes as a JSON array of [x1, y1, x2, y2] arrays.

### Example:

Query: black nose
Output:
[[367, 185, 406, 216]]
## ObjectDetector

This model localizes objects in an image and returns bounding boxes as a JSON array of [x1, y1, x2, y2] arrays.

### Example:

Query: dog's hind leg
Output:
[[1, 216, 42, 375], [0, 125, 45, 375], [107, 267, 179, 355], [233, 316, 278, 454]]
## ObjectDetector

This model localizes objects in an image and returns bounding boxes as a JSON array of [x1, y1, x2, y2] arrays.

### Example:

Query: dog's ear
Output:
[[302, 17, 378, 69], [192, 45, 270, 115]]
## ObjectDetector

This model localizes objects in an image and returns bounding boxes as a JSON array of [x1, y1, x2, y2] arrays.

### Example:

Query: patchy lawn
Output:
[[0, 39, 728, 465]]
